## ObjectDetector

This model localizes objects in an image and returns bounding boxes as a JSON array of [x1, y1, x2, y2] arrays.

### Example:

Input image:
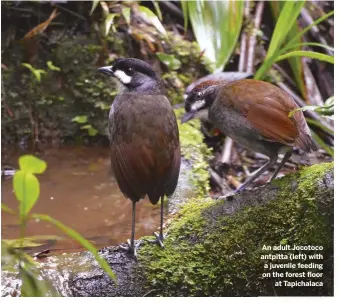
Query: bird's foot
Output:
[[217, 189, 240, 201], [146, 232, 166, 249], [119, 239, 143, 258]]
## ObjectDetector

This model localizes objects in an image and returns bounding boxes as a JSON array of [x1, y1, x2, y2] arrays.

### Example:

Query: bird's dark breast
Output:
[[109, 93, 180, 204]]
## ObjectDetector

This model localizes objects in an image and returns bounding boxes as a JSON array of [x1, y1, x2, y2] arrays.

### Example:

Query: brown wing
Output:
[[109, 93, 180, 204], [222, 80, 300, 147]]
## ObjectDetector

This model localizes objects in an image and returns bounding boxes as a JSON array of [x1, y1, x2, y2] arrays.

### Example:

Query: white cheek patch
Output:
[[191, 99, 206, 111], [114, 70, 132, 84]]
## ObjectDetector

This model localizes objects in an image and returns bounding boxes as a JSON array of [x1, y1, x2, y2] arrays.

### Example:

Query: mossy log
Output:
[[69, 162, 333, 297]]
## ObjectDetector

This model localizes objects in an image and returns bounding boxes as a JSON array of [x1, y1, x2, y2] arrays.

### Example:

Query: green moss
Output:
[[138, 163, 333, 296], [175, 108, 212, 197]]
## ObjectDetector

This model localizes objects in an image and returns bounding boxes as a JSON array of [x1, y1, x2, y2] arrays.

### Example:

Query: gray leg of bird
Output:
[[147, 196, 165, 248], [235, 157, 278, 193], [269, 150, 293, 181], [218, 157, 278, 200], [120, 201, 141, 257]]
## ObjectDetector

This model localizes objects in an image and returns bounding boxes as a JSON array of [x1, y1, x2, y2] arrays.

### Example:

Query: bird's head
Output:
[[181, 80, 221, 123], [97, 58, 160, 91]]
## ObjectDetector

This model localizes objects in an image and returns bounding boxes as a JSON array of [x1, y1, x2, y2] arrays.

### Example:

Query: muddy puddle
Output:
[[1, 146, 166, 254]]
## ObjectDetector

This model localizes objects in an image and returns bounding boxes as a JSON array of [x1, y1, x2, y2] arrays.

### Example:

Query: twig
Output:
[[53, 3, 87, 21], [209, 168, 231, 195], [221, 137, 234, 164], [238, 0, 251, 72], [302, 57, 324, 106], [159, 1, 183, 20], [246, 1, 265, 74], [272, 63, 297, 89]]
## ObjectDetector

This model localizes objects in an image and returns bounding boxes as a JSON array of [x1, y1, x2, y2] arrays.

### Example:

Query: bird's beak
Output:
[[97, 66, 113, 76], [181, 111, 196, 123]]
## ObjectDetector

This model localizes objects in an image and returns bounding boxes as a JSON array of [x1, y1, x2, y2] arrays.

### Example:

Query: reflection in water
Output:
[[1, 146, 164, 254]]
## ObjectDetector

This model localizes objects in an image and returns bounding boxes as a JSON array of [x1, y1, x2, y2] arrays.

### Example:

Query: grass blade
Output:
[[276, 51, 334, 64], [32, 214, 116, 281]]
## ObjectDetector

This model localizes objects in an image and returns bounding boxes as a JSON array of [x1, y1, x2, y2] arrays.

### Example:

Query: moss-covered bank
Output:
[[136, 162, 333, 296]]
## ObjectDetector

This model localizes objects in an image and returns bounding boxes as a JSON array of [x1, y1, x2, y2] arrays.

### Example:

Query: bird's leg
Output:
[[119, 202, 143, 257], [235, 157, 278, 193], [218, 157, 278, 200], [269, 150, 293, 181], [147, 196, 165, 248]]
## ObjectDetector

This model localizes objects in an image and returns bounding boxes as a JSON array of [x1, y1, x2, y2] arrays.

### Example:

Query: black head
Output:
[[97, 58, 159, 91], [181, 81, 220, 123]]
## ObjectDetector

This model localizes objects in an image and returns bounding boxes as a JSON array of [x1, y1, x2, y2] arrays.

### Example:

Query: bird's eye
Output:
[[197, 92, 202, 97], [126, 67, 133, 75]]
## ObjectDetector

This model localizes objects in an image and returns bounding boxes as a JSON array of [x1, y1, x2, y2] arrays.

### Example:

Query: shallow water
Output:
[[1, 146, 166, 254]]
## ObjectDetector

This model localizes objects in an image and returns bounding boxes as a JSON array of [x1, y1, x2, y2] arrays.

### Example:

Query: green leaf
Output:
[[306, 118, 334, 136], [139, 6, 167, 38], [21, 63, 46, 82], [152, 0, 163, 21], [13, 171, 40, 220], [81, 125, 99, 136], [156, 52, 181, 70], [90, 0, 100, 15], [20, 264, 49, 297], [72, 115, 88, 124], [46, 61, 61, 71], [269, 1, 306, 100], [19, 155, 47, 174], [122, 7, 131, 25], [256, 1, 305, 80], [284, 10, 334, 51], [256, 6, 334, 81], [1, 203, 16, 215], [104, 13, 119, 36], [310, 130, 334, 157], [281, 42, 334, 54], [32, 214, 116, 281], [289, 105, 318, 118], [181, 1, 189, 33], [276, 51, 334, 64], [187, 0, 244, 72]]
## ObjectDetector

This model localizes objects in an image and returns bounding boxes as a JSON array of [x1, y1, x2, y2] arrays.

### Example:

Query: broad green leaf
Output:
[[187, 0, 244, 72], [122, 7, 131, 25], [46, 61, 61, 71], [72, 115, 88, 124], [14, 171, 40, 220], [276, 51, 334, 64], [32, 214, 116, 281], [2, 203, 16, 215], [90, 0, 100, 15], [156, 52, 181, 70], [19, 155, 47, 174], [139, 6, 167, 38]]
